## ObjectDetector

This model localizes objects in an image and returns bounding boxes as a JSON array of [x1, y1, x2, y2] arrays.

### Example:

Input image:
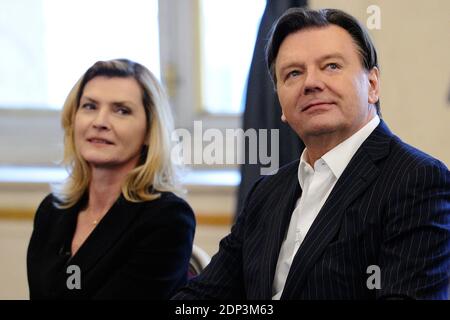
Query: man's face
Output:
[[275, 25, 379, 143]]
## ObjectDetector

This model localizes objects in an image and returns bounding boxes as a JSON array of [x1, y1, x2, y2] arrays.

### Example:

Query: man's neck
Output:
[[303, 113, 377, 166], [304, 139, 340, 166]]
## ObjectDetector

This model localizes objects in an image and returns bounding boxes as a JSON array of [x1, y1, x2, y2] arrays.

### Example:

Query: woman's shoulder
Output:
[[35, 193, 60, 214], [138, 191, 195, 223], [38, 193, 56, 208], [142, 191, 192, 209], [32, 193, 61, 228]]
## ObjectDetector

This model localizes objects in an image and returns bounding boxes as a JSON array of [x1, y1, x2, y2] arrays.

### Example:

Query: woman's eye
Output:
[[116, 106, 131, 115], [81, 103, 96, 110]]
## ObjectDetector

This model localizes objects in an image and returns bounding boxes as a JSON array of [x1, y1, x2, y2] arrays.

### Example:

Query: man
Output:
[[175, 8, 450, 299]]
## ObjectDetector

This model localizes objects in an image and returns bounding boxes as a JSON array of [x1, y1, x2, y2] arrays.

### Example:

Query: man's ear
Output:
[[368, 67, 380, 105]]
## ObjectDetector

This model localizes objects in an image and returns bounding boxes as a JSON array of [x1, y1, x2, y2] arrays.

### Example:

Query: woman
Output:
[[27, 59, 195, 299]]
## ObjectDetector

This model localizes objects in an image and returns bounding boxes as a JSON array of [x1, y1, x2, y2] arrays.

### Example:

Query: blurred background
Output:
[[0, 0, 449, 299]]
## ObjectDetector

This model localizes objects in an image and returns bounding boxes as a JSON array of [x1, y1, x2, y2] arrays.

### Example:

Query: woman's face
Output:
[[74, 76, 148, 171]]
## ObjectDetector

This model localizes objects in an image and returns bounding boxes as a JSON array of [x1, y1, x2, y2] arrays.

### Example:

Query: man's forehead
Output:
[[276, 25, 360, 62]]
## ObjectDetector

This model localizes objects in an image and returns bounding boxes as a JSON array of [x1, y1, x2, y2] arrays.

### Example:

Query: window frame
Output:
[[159, 0, 242, 132], [1, 0, 243, 168]]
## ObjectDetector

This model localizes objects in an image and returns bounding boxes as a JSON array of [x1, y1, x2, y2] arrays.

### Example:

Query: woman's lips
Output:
[[87, 138, 114, 145]]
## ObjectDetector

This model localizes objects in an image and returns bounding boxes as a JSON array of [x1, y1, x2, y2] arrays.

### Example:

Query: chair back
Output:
[[188, 245, 211, 279]]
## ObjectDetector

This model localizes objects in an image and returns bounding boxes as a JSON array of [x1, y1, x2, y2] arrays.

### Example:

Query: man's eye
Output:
[[287, 70, 301, 79], [326, 63, 341, 70]]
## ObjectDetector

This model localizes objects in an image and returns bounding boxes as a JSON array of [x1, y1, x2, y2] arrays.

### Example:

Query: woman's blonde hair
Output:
[[55, 59, 181, 208]]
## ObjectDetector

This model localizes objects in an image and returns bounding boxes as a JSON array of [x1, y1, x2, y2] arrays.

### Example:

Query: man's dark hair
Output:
[[266, 8, 380, 114]]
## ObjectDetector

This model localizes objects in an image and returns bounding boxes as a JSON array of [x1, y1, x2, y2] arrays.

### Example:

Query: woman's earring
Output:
[[281, 114, 287, 122]]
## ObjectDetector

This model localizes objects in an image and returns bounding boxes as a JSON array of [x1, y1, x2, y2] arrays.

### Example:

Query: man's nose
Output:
[[303, 69, 325, 95]]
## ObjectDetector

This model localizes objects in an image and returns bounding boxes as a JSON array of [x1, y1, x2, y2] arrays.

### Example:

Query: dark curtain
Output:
[[236, 0, 307, 216]]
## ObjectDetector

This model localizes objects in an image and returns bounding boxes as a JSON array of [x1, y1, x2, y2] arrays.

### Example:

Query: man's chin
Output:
[[301, 122, 340, 137]]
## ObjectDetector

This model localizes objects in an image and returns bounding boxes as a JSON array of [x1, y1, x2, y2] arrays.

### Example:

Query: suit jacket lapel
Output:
[[280, 120, 393, 299], [259, 162, 302, 299]]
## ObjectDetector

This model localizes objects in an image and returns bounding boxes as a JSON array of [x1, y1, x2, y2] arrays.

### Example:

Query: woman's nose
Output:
[[92, 108, 110, 130]]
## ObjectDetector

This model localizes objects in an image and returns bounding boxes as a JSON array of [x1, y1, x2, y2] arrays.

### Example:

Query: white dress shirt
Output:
[[272, 115, 380, 299]]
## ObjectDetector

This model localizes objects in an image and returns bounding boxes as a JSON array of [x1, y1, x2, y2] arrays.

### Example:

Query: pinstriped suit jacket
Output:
[[174, 121, 450, 300]]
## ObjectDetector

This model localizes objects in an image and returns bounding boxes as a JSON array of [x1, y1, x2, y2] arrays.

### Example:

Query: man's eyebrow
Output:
[[277, 61, 306, 72], [317, 53, 347, 63], [277, 53, 347, 71]]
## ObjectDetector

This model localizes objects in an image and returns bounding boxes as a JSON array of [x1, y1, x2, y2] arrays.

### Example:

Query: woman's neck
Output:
[[87, 166, 129, 213]]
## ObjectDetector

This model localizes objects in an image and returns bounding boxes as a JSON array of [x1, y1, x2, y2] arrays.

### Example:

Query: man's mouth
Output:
[[302, 100, 335, 112]]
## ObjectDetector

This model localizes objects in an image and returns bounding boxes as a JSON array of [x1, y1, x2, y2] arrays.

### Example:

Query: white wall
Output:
[[310, 0, 450, 165]]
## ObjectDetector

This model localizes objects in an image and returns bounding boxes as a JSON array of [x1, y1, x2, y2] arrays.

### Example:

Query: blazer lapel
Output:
[[280, 121, 393, 299], [49, 194, 143, 297], [65, 195, 142, 273], [50, 195, 86, 258], [259, 162, 302, 299]]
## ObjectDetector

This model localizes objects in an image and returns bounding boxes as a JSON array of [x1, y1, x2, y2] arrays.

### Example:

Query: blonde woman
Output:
[[27, 59, 195, 299]]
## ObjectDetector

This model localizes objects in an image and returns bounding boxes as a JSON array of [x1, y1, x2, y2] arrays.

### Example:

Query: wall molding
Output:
[[0, 208, 232, 226]]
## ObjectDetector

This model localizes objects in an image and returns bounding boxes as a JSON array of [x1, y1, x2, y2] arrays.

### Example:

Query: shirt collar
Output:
[[298, 151, 312, 190], [298, 115, 380, 185]]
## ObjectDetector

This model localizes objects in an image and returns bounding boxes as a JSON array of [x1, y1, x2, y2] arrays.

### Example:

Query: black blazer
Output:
[[27, 191, 195, 300], [174, 121, 450, 300]]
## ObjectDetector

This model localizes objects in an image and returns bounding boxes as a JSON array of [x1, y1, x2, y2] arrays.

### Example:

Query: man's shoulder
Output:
[[258, 159, 300, 186], [388, 135, 448, 171], [364, 120, 447, 171], [244, 160, 300, 204]]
